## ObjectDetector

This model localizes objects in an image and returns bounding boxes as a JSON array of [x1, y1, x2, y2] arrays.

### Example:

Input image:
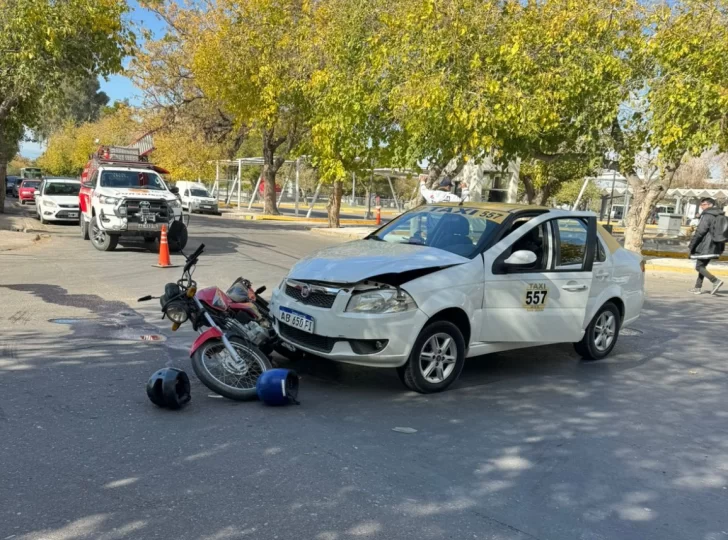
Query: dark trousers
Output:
[[695, 259, 718, 288]]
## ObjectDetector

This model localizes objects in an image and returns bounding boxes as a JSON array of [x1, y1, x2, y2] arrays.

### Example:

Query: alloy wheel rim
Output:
[[419, 333, 457, 384], [594, 312, 616, 352], [91, 220, 106, 245]]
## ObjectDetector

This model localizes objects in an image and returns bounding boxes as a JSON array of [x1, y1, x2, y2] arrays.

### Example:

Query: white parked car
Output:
[[34, 178, 81, 224], [176, 181, 219, 214], [270, 203, 645, 393]]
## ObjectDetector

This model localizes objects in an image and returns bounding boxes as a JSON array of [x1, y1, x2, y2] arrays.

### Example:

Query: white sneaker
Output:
[[711, 280, 724, 295], [688, 288, 703, 295]]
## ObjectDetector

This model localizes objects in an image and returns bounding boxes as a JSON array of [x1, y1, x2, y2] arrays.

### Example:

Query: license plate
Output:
[[68, 212, 78, 218], [279, 306, 314, 333], [202, 205, 211, 209]]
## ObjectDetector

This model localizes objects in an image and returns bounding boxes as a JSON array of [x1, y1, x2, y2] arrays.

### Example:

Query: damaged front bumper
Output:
[[269, 284, 428, 368]]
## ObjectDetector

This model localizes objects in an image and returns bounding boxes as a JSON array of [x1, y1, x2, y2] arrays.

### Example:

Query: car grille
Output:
[[124, 199, 169, 223], [59, 204, 78, 209], [278, 322, 336, 353], [284, 284, 337, 308]]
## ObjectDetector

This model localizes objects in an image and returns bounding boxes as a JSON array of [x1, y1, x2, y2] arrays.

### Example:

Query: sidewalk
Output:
[[0, 200, 50, 251], [222, 209, 380, 226], [310, 227, 375, 240]]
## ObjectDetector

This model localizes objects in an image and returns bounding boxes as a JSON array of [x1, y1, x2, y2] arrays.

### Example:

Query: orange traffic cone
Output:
[[152, 225, 180, 268]]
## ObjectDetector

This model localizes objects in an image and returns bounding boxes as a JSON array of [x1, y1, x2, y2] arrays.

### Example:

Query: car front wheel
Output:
[[398, 321, 466, 394], [90, 217, 119, 252], [574, 302, 621, 361]]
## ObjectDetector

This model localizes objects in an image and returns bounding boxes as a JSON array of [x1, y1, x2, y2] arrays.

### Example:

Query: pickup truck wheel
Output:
[[80, 216, 90, 240], [90, 218, 119, 252], [399, 321, 466, 394], [574, 302, 621, 361]]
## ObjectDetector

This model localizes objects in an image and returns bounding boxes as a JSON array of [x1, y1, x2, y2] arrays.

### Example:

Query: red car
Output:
[[18, 180, 41, 205]]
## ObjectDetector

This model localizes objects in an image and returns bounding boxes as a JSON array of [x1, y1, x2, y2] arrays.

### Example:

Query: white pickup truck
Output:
[[79, 147, 187, 252]]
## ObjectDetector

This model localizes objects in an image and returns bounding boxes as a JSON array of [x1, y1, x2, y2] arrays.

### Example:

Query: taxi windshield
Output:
[[368, 206, 506, 258], [100, 170, 166, 190]]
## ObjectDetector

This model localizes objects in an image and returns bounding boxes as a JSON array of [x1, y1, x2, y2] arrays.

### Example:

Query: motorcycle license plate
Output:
[[279, 306, 314, 334]]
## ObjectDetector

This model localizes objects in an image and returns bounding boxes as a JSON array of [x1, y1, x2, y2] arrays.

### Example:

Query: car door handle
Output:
[[562, 284, 588, 292], [595, 271, 610, 280]]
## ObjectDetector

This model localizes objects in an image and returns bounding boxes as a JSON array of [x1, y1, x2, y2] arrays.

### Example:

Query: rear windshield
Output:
[[21, 181, 40, 189], [100, 170, 166, 190], [45, 182, 80, 196], [368, 205, 506, 258], [190, 188, 209, 197]]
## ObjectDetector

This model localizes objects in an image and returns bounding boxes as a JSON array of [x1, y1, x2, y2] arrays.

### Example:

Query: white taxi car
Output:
[[34, 177, 81, 224], [270, 203, 645, 394]]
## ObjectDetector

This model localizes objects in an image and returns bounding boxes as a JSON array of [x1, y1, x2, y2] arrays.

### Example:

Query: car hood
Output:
[[288, 240, 469, 283], [193, 197, 217, 203], [99, 188, 176, 200], [45, 195, 79, 204]]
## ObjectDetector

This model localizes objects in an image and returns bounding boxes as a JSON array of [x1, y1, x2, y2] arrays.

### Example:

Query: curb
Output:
[[646, 263, 728, 278], [642, 249, 728, 261], [225, 213, 379, 226], [310, 227, 374, 240]]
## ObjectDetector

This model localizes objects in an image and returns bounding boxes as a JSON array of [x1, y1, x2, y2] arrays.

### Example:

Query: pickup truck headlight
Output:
[[42, 199, 57, 208], [346, 289, 416, 314], [99, 195, 119, 205], [168, 199, 181, 209]]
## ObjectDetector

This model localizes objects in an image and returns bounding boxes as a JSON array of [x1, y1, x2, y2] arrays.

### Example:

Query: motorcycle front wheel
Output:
[[191, 336, 272, 400]]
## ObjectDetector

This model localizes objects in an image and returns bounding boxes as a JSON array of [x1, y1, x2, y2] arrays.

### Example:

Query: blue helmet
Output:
[[256, 369, 299, 406], [146, 368, 191, 409]]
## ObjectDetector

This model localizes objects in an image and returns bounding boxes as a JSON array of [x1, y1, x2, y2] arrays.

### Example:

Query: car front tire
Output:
[[398, 320, 466, 394], [574, 302, 621, 361], [90, 217, 119, 252]]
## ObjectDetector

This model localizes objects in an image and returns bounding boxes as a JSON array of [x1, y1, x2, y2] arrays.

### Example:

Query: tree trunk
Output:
[[0, 129, 6, 214], [0, 157, 6, 214], [521, 174, 536, 204], [261, 129, 282, 215], [623, 186, 663, 253], [327, 178, 343, 228]]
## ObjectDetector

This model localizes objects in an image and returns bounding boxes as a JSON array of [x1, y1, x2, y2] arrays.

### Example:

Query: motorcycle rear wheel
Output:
[[191, 336, 272, 400]]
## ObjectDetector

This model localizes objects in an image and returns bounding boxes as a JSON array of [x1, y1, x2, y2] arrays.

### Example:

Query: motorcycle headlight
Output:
[[346, 289, 416, 314], [165, 300, 189, 324], [99, 195, 119, 205], [42, 199, 57, 207]]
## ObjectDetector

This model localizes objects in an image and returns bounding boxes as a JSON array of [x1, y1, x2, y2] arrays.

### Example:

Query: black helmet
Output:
[[146, 368, 191, 409]]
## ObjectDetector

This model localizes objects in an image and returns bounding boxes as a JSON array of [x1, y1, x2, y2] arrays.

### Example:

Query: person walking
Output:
[[688, 197, 726, 295]]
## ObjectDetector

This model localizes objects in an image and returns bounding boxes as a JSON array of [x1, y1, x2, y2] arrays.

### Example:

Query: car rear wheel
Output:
[[90, 218, 119, 252], [574, 302, 621, 361], [398, 321, 466, 394]]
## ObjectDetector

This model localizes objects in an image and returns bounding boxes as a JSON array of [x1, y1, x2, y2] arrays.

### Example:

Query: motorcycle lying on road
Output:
[[139, 244, 273, 400]]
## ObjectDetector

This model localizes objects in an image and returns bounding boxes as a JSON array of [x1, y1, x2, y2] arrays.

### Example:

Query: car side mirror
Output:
[[34, 190, 40, 196], [170, 186, 179, 195], [503, 250, 537, 267]]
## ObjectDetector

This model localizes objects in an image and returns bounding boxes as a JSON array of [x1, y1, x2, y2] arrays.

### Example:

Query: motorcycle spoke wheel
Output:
[[200, 341, 266, 391]]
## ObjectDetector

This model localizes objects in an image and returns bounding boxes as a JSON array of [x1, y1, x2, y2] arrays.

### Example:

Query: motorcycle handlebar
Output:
[[138, 295, 153, 302], [183, 243, 205, 273]]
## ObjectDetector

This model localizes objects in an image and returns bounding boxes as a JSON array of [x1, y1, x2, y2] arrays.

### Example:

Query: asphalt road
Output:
[[1, 207, 728, 540]]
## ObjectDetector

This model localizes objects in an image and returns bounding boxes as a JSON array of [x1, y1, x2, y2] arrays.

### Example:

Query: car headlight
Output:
[[99, 195, 119, 205], [164, 301, 189, 324], [346, 289, 416, 314], [42, 200, 57, 207], [168, 199, 181, 209]]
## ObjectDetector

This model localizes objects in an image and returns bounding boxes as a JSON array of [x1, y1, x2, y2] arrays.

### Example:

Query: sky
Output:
[[19, 0, 166, 159]]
